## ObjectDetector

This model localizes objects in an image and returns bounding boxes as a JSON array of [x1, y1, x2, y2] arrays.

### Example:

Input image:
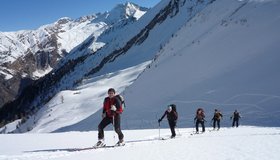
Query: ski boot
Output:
[[115, 139, 125, 147], [94, 140, 105, 148]]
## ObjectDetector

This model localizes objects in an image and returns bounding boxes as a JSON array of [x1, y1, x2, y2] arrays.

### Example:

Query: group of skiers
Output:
[[94, 88, 242, 148], [193, 108, 224, 133]]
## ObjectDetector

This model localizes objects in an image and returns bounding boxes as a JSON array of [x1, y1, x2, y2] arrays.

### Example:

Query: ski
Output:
[[209, 128, 220, 132], [159, 136, 177, 140], [68, 144, 125, 152], [190, 132, 205, 135]]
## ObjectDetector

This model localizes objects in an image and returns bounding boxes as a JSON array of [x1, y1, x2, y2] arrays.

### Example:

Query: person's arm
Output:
[[202, 113, 206, 119], [158, 111, 167, 122], [102, 98, 107, 118]]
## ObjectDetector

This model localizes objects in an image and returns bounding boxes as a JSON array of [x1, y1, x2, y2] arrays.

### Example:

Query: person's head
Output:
[[215, 109, 218, 112], [108, 88, 116, 98], [197, 108, 202, 114], [235, 109, 238, 112], [167, 106, 172, 112]]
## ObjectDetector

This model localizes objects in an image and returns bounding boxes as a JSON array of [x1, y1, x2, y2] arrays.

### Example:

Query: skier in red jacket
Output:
[[95, 88, 124, 147]]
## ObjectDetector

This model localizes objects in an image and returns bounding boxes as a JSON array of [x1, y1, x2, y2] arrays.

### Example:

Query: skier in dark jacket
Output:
[[231, 110, 241, 127], [212, 109, 223, 130], [158, 105, 178, 138], [194, 108, 205, 133], [95, 88, 124, 147]]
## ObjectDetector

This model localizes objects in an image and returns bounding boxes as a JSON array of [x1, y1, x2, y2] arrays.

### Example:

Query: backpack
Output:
[[115, 94, 126, 111], [233, 112, 240, 119], [169, 104, 178, 121], [214, 112, 221, 119], [170, 104, 177, 113]]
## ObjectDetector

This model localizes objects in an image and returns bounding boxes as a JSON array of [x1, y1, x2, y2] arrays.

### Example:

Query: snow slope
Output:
[[48, 0, 280, 132], [4, 0, 280, 133], [27, 61, 150, 133], [0, 127, 280, 160], [123, 0, 280, 128]]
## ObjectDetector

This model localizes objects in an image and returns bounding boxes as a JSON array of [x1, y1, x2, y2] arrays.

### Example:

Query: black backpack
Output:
[[170, 104, 177, 112], [115, 94, 126, 109]]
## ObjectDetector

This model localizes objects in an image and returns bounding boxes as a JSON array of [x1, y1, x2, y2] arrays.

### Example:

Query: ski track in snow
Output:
[[0, 127, 280, 160]]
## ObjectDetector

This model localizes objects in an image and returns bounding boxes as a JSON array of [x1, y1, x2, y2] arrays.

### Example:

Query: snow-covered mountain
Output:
[[1, 0, 280, 134], [0, 2, 146, 67], [123, 0, 280, 128], [0, 2, 148, 108]]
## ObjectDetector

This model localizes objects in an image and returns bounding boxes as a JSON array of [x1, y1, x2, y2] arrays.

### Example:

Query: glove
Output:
[[158, 119, 161, 123], [111, 105, 117, 111]]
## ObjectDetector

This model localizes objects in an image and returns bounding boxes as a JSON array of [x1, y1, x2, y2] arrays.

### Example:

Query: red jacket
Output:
[[103, 96, 122, 117]]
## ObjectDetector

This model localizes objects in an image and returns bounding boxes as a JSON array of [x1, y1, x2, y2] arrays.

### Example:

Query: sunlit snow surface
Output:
[[0, 127, 279, 160]]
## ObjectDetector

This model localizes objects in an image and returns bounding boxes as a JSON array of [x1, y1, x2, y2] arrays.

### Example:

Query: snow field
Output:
[[0, 126, 279, 160]]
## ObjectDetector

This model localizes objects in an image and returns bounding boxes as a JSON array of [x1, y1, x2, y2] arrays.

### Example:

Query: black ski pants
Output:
[[232, 118, 239, 127], [168, 120, 176, 137], [213, 119, 221, 129], [98, 114, 124, 140], [196, 120, 205, 132]]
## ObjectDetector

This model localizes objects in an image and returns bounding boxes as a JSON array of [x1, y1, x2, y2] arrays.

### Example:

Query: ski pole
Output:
[[210, 120, 213, 127], [112, 115, 116, 144], [193, 119, 196, 133], [175, 122, 181, 136], [176, 127, 181, 136], [158, 121, 161, 140]]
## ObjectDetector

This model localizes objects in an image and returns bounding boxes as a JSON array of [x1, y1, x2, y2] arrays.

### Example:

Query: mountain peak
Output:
[[96, 2, 148, 24], [75, 15, 97, 23], [56, 17, 72, 25]]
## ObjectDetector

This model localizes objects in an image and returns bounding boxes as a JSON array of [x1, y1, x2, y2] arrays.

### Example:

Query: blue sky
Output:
[[0, 0, 160, 32]]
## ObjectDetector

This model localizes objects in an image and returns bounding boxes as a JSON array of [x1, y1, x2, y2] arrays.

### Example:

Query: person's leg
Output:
[[113, 114, 124, 141], [196, 120, 199, 132], [217, 119, 220, 129], [168, 120, 176, 137], [98, 117, 111, 140], [232, 120, 235, 127], [236, 119, 239, 127], [201, 121, 205, 132], [213, 119, 216, 129]]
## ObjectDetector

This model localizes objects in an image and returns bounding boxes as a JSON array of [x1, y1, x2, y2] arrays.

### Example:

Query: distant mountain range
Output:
[[0, 2, 148, 108]]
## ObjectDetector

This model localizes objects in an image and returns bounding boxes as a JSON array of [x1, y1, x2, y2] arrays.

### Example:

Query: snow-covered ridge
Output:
[[0, 1, 148, 71]]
